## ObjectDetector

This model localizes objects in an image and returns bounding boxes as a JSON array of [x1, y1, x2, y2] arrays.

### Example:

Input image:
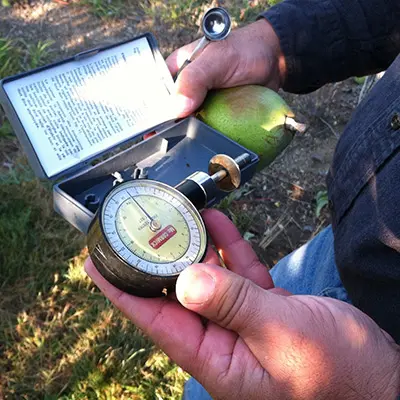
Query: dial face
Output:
[[100, 180, 207, 276]]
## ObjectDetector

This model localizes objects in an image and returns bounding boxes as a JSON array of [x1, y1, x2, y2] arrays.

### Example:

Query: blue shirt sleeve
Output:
[[260, 0, 400, 93]]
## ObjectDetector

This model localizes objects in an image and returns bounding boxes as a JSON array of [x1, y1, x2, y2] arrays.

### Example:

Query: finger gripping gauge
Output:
[[87, 153, 250, 297]]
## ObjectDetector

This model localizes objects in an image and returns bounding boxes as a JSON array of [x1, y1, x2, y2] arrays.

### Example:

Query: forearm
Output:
[[260, 0, 400, 93]]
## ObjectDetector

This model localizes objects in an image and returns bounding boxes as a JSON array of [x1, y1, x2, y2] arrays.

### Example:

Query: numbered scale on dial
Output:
[[87, 153, 250, 297]]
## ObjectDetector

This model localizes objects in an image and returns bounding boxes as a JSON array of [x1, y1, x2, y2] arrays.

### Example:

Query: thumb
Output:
[[172, 63, 210, 117], [167, 43, 233, 118], [176, 264, 286, 335]]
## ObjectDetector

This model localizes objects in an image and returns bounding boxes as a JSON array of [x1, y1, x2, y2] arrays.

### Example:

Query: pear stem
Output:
[[285, 116, 307, 134]]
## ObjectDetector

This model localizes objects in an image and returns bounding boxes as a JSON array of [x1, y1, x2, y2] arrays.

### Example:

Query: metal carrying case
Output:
[[0, 33, 259, 233]]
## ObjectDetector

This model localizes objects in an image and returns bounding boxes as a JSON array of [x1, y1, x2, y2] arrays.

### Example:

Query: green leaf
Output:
[[354, 76, 366, 85], [243, 231, 255, 241], [315, 190, 329, 217]]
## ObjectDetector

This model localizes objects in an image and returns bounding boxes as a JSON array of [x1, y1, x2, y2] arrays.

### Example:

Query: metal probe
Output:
[[175, 153, 251, 210], [174, 7, 232, 81], [210, 153, 251, 186]]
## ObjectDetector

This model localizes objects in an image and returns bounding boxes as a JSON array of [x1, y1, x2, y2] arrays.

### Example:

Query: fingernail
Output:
[[174, 94, 195, 116], [178, 268, 215, 305]]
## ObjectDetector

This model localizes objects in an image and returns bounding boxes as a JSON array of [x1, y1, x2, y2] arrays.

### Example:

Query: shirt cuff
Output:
[[258, 1, 345, 94]]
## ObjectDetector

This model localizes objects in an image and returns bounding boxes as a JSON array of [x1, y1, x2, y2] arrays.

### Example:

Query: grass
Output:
[[0, 162, 189, 399], [72, 0, 284, 26], [77, 0, 127, 19], [144, 0, 284, 31], [0, 37, 54, 80], [216, 185, 255, 234], [144, 0, 210, 30], [0, 162, 80, 288], [0, 38, 21, 79], [21, 40, 55, 71], [0, 119, 13, 138]]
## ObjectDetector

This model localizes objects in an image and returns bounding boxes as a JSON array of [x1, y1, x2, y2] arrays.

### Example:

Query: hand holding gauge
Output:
[[87, 153, 251, 297]]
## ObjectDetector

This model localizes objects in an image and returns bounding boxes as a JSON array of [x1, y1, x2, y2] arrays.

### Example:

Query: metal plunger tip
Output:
[[210, 169, 228, 183], [234, 153, 251, 168]]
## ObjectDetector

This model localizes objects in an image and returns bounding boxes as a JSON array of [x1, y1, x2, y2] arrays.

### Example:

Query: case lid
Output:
[[0, 33, 176, 180]]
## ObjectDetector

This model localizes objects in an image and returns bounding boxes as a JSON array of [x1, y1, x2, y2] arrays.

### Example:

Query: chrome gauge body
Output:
[[87, 153, 251, 297], [87, 179, 207, 297]]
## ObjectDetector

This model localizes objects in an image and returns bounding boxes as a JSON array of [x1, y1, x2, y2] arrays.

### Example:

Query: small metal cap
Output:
[[201, 7, 231, 42], [131, 167, 149, 180], [84, 193, 100, 213]]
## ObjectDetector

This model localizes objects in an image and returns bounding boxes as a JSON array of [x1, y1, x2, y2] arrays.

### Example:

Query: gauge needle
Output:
[[128, 191, 161, 231]]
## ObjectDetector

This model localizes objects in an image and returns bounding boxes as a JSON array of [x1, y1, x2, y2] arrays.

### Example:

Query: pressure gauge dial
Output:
[[87, 180, 207, 297]]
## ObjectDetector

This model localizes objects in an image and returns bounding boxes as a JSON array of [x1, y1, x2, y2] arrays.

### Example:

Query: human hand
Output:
[[85, 209, 400, 400], [167, 18, 286, 118]]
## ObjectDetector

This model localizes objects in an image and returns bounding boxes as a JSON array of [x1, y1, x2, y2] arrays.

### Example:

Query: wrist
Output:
[[382, 348, 400, 400], [254, 17, 287, 89]]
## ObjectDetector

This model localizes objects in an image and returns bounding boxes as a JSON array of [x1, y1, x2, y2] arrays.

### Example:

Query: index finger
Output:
[[166, 39, 201, 76], [202, 209, 274, 290]]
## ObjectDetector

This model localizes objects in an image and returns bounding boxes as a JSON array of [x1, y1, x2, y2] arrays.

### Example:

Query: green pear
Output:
[[197, 85, 306, 170]]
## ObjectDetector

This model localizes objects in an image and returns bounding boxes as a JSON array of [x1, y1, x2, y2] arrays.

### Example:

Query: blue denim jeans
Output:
[[182, 225, 350, 400]]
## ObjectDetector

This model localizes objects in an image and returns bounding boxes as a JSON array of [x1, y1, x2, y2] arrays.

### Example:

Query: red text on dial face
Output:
[[149, 225, 177, 249]]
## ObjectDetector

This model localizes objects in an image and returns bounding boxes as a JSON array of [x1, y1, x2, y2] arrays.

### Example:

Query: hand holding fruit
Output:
[[167, 18, 286, 117], [165, 18, 305, 170]]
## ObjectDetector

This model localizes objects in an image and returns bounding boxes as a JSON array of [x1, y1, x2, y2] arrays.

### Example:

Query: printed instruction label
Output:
[[4, 37, 175, 177]]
